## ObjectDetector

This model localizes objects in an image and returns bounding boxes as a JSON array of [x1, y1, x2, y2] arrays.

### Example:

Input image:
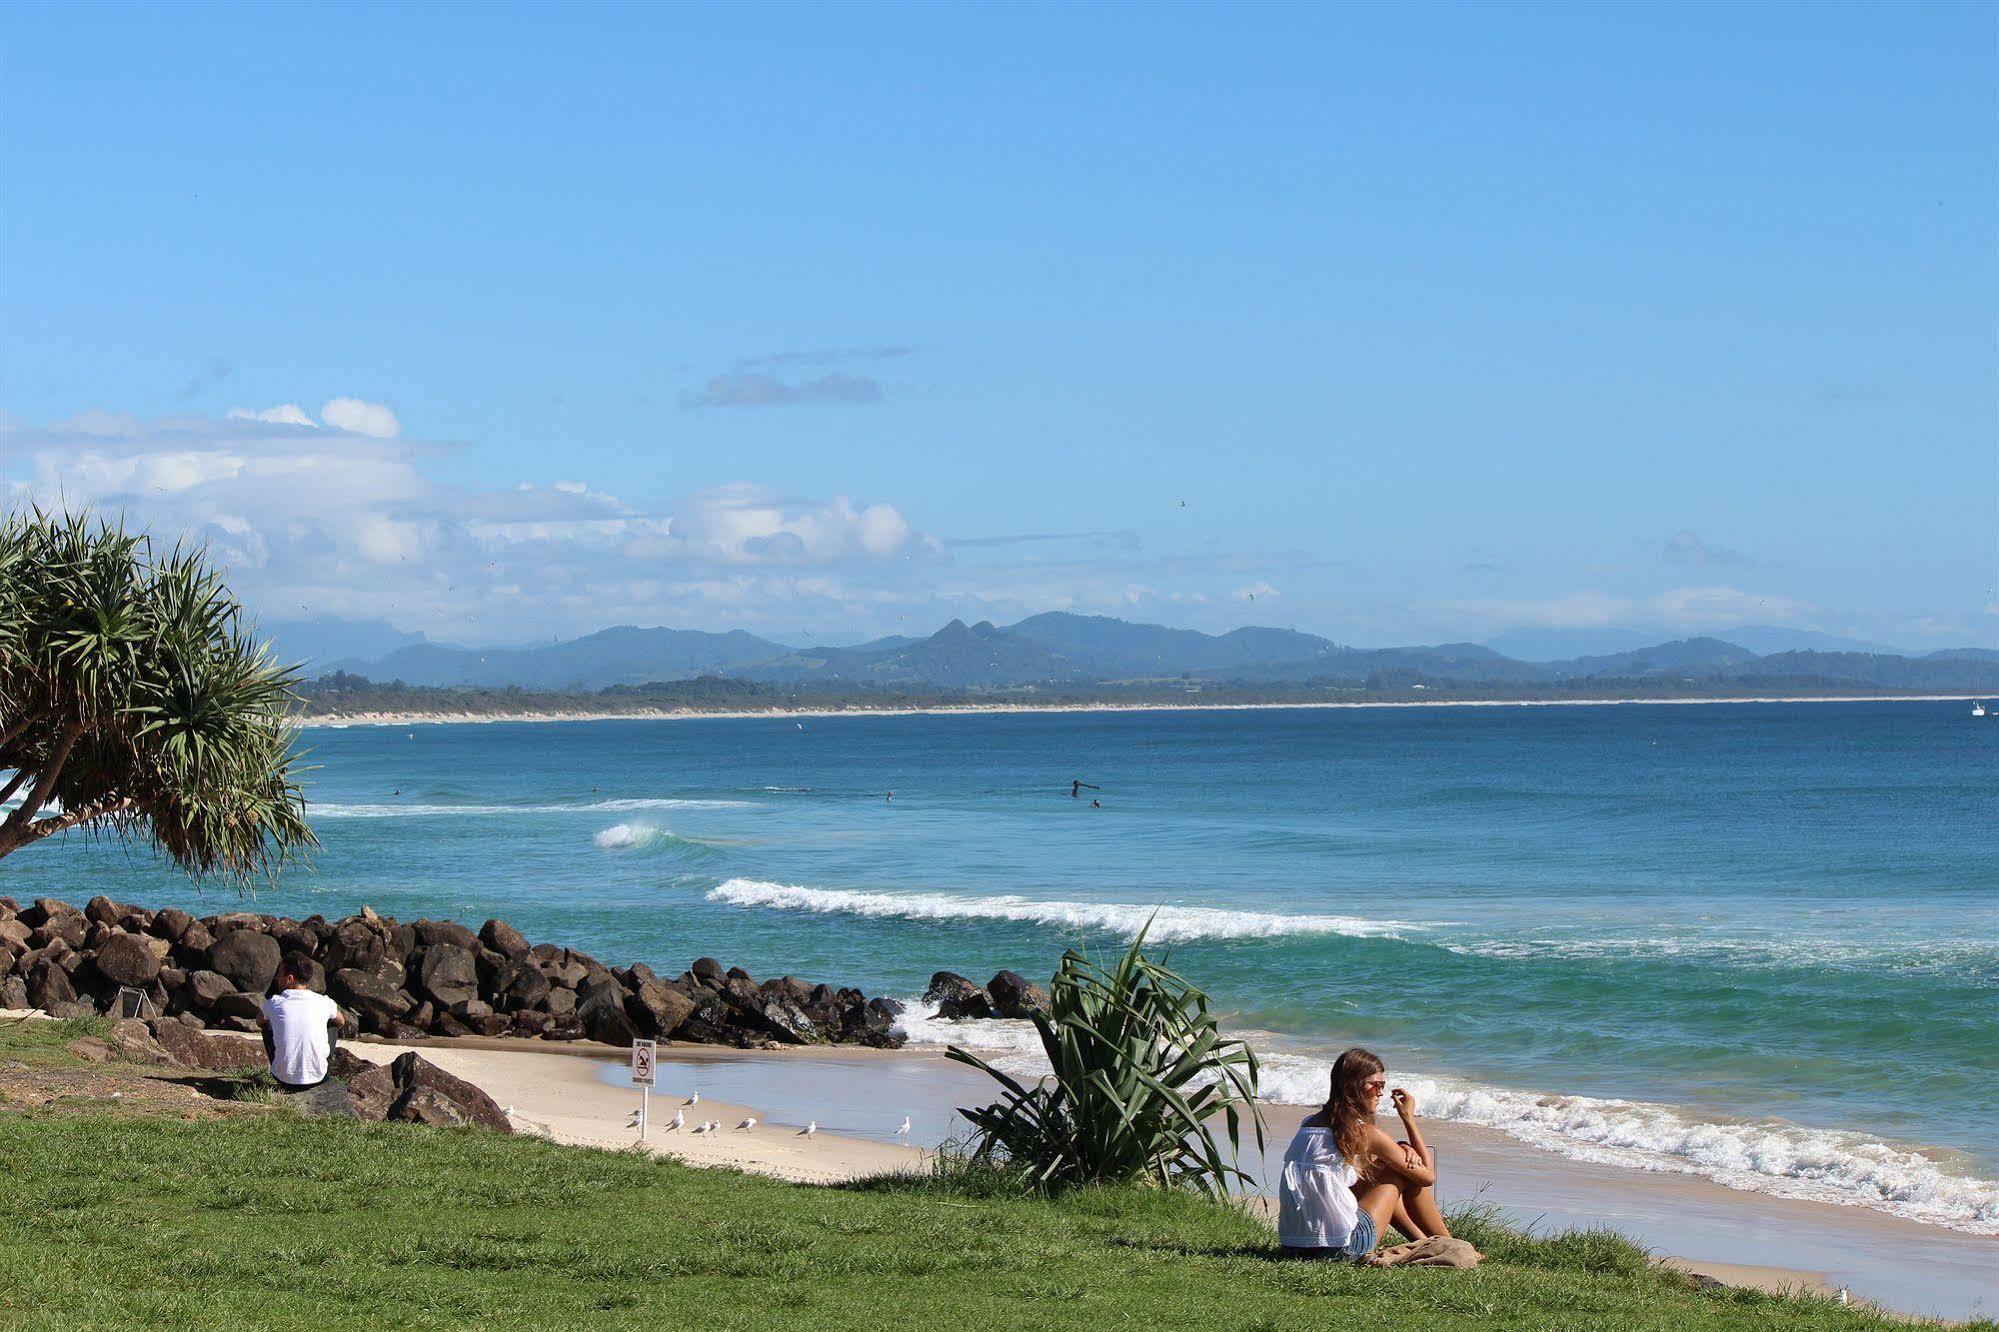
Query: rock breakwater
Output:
[[0, 894, 906, 1050]]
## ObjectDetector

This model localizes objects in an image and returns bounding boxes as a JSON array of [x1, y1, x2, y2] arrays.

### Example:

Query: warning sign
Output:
[[631, 1038, 657, 1087]]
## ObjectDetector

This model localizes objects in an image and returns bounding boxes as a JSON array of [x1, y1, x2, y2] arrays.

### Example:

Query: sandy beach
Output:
[[303, 693, 1985, 729], [344, 1034, 1997, 1321]]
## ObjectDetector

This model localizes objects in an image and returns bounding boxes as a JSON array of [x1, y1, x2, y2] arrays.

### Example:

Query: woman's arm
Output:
[[1392, 1087, 1433, 1175], [1364, 1122, 1436, 1186]]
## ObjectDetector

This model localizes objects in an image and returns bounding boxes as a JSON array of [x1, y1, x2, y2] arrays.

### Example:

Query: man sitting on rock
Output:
[[260, 953, 343, 1092]]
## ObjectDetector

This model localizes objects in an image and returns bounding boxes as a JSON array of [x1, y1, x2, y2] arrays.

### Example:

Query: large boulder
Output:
[[330, 967, 414, 1025], [207, 930, 282, 994], [25, 957, 76, 1010], [183, 969, 236, 1010], [923, 971, 993, 1020], [576, 987, 638, 1046], [344, 1062, 396, 1121], [149, 907, 196, 944], [84, 896, 133, 926], [479, 919, 529, 960], [92, 932, 163, 989], [385, 1051, 512, 1132], [494, 962, 550, 1013], [325, 919, 393, 973], [144, 1017, 264, 1071], [211, 991, 266, 1021], [417, 944, 480, 1008], [627, 978, 696, 1038], [987, 970, 1051, 1020], [752, 992, 827, 1045], [415, 919, 480, 952]]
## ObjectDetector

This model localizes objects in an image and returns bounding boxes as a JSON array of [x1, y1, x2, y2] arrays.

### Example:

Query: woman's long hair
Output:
[[1321, 1047, 1385, 1168]]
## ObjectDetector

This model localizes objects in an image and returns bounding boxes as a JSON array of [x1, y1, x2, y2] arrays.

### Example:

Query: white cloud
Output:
[[320, 397, 401, 438], [1235, 581, 1279, 602], [227, 404, 316, 427], [0, 410, 948, 643]]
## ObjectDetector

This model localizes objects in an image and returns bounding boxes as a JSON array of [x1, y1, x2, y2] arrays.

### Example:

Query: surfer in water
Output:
[[1071, 780, 1099, 799]]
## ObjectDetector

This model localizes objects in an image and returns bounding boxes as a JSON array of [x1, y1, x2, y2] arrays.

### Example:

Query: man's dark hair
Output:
[[277, 952, 317, 989]]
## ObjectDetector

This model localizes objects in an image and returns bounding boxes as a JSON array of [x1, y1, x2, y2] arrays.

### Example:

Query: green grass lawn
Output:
[[0, 1019, 1977, 1331]]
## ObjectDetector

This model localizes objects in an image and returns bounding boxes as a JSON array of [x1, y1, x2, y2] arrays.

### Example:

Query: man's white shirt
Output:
[[262, 988, 341, 1086]]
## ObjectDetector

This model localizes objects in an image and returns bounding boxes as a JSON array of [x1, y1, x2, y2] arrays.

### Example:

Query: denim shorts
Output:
[[1283, 1210, 1378, 1262]]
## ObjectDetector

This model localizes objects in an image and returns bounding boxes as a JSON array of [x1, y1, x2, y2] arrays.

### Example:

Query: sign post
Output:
[[631, 1039, 657, 1139]]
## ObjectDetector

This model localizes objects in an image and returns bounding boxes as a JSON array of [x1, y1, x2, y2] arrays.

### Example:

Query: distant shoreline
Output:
[[300, 693, 1986, 728]]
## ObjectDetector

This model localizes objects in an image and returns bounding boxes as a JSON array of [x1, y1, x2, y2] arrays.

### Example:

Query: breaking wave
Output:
[[705, 878, 1424, 942]]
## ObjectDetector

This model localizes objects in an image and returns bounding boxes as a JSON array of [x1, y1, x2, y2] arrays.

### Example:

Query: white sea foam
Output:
[[898, 1005, 1999, 1235], [314, 796, 751, 819], [706, 879, 1423, 942]]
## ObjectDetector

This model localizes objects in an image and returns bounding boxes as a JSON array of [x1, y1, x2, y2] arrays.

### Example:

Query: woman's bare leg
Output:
[[1391, 1195, 1430, 1241], [1398, 1143, 1450, 1238], [1350, 1180, 1402, 1249]]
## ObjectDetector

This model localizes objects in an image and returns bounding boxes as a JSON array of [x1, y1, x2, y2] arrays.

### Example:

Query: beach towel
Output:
[[1362, 1236, 1483, 1269]]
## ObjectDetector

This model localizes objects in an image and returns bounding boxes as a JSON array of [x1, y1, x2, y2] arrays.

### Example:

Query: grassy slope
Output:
[[0, 1105, 1963, 1332]]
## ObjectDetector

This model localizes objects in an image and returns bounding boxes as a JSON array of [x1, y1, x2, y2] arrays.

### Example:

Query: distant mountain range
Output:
[[274, 612, 1999, 695]]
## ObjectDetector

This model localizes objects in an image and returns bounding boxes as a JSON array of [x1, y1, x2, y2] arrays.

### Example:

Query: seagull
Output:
[[503, 1104, 516, 1118], [801, 1120, 816, 1137], [896, 1116, 911, 1137], [686, 1092, 700, 1105], [691, 1120, 712, 1135], [736, 1116, 758, 1131], [668, 1109, 684, 1132]]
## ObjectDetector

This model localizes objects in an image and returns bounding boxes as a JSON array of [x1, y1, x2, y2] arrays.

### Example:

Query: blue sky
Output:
[[2, 0, 1993, 650]]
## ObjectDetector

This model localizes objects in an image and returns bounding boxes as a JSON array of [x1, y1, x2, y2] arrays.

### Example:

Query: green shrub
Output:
[[946, 923, 1263, 1198]]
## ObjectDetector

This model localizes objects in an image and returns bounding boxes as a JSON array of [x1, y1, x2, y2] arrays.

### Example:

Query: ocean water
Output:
[[7, 701, 1995, 1233]]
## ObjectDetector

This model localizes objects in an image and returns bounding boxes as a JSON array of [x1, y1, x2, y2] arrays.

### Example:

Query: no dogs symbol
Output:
[[631, 1039, 657, 1086]]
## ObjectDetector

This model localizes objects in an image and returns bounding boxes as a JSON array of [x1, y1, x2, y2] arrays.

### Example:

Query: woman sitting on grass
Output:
[[1278, 1046, 1452, 1260]]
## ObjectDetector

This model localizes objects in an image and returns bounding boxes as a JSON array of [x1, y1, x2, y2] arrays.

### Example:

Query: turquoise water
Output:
[[8, 701, 1995, 1231]]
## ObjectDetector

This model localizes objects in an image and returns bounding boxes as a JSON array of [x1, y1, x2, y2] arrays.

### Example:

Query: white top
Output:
[[1276, 1125, 1362, 1248], [261, 988, 340, 1086]]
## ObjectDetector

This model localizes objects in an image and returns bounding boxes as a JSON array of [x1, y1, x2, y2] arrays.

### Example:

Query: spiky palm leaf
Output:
[[0, 508, 315, 879], [946, 922, 1264, 1198]]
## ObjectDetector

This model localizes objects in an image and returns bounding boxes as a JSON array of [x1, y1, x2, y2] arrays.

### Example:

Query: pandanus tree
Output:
[[0, 508, 314, 877], [947, 923, 1265, 1197]]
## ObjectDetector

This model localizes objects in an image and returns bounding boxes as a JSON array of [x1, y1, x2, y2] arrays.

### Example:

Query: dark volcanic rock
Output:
[[92, 932, 163, 988], [415, 919, 480, 952], [577, 987, 638, 1046], [986, 970, 1050, 1020], [207, 930, 282, 994], [626, 978, 696, 1038], [417, 944, 480, 1008], [495, 961, 551, 1012], [924, 971, 993, 1020], [150, 907, 196, 944], [25, 957, 76, 1010], [211, 991, 265, 1021], [690, 956, 724, 983], [479, 918, 529, 960], [145, 1017, 264, 1071], [345, 1063, 396, 1120], [386, 1051, 512, 1132], [184, 969, 236, 1009], [331, 967, 414, 1026]]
